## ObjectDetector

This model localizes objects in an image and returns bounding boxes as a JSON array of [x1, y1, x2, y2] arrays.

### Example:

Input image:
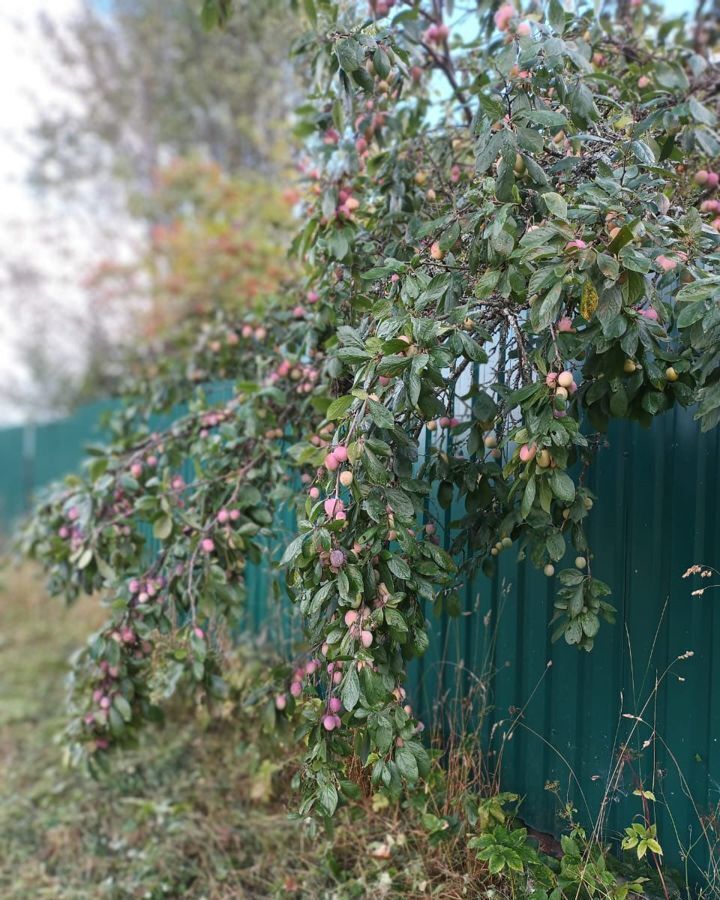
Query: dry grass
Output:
[[0, 565, 500, 899]]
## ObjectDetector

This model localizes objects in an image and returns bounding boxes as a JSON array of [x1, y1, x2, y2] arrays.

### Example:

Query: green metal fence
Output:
[[1, 399, 718, 888]]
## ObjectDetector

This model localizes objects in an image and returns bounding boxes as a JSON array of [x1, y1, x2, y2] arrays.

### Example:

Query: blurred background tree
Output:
[[30, 0, 297, 195], [0, 0, 300, 420], [83, 158, 298, 347]]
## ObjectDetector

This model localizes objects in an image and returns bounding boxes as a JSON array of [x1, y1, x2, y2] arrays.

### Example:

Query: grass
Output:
[[0, 566, 494, 899]]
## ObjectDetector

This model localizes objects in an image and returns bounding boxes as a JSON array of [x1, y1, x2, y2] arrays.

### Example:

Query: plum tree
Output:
[[20, 0, 720, 823]]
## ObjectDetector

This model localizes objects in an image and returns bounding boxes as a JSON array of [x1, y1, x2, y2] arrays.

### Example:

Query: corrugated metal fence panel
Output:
[[32, 400, 117, 490], [0, 424, 28, 524], [1, 395, 718, 882], [406, 406, 720, 882]]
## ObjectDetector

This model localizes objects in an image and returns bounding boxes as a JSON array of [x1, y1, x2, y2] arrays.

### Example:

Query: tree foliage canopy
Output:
[[22, 0, 720, 820]]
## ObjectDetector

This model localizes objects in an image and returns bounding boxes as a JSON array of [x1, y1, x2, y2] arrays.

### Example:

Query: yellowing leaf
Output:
[[580, 280, 599, 320]]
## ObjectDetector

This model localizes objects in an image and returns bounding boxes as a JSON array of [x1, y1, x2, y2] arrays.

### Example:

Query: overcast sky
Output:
[[0, 0, 135, 426], [0, 0, 87, 424]]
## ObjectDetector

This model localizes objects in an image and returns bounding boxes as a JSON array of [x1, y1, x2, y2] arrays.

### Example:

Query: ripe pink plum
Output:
[[333, 445, 348, 462], [344, 609, 359, 627], [130, 462, 143, 479], [656, 255, 678, 272], [360, 630, 373, 648], [217, 509, 230, 523], [324, 453, 339, 471], [328, 697, 342, 714], [324, 497, 346, 518], [494, 3, 515, 30], [322, 714, 339, 731], [557, 316, 574, 333], [519, 443, 537, 462], [309, 486, 320, 499], [275, 693, 287, 710], [201, 538, 215, 553], [290, 681, 302, 698]]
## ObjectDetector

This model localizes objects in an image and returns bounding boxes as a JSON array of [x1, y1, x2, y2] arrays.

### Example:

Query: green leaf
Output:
[[530, 281, 563, 332], [547, 0, 565, 32], [387, 556, 411, 579], [113, 695, 133, 723], [328, 229, 350, 260], [367, 399, 395, 430], [522, 109, 567, 128], [507, 382, 542, 408], [395, 747, 419, 782], [550, 470, 575, 503], [280, 534, 306, 566], [475, 131, 503, 174], [318, 782, 338, 816], [676, 302, 707, 329], [385, 607, 409, 635], [607, 224, 635, 255], [630, 140, 655, 166], [543, 192, 568, 220], [689, 96, 716, 126], [546, 531, 566, 561], [373, 48, 391, 79], [77, 548, 93, 570], [596, 253, 619, 280], [335, 38, 363, 73], [676, 278, 720, 303], [521, 477, 536, 519], [302, 0, 317, 26], [326, 395, 354, 419], [341, 667, 360, 711], [153, 515, 173, 541]]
